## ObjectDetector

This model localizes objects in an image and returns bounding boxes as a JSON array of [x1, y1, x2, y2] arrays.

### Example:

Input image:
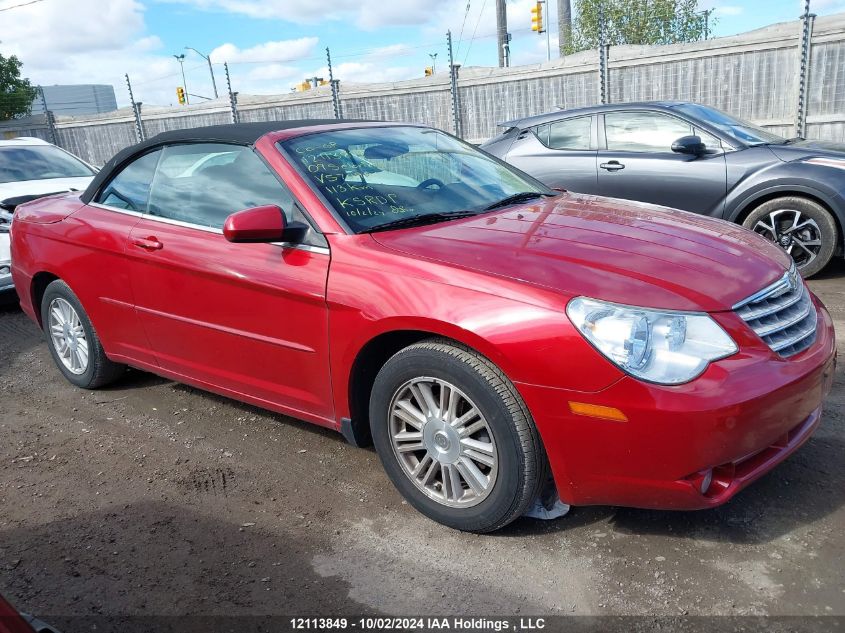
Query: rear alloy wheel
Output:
[[743, 197, 838, 278], [40, 280, 125, 389], [370, 339, 548, 532]]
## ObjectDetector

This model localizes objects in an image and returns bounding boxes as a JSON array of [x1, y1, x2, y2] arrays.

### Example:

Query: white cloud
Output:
[[712, 5, 743, 16], [0, 0, 183, 106], [209, 38, 320, 64], [162, 0, 453, 29]]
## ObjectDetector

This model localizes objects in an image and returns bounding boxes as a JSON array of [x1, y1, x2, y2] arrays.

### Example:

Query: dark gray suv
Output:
[[481, 101, 845, 277]]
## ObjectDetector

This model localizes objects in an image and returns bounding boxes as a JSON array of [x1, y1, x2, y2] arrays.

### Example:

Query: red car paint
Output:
[[10, 123, 836, 511], [0, 595, 36, 633]]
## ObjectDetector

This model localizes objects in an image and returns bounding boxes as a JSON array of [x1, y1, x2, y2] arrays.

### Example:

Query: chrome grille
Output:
[[734, 265, 817, 357]]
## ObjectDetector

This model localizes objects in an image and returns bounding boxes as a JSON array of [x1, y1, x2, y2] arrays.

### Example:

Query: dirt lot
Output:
[[1, 262, 843, 627]]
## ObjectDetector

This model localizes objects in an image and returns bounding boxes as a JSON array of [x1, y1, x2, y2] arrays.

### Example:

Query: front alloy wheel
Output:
[[370, 339, 548, 532], [389, 377, 498, 507], [743, 197, 838, 278]]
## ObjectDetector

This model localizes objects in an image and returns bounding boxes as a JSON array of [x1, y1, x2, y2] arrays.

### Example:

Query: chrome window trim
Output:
[[89, 201, 145, 218], [89, 201, 329, 255]]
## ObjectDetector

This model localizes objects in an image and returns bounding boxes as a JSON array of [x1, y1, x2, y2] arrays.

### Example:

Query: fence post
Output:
[[795, 0, 816, 138], [326, 48, 343, 119], [37, 87, 59, 146], [224, 62, 240, 124], [125, 74, 145, 142], [598, 1, 608, 104], [447, 30, 463, 138]]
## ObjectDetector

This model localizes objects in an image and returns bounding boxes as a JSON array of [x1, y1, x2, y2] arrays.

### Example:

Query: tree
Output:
[[565, 0, 712, 54], [0, 53, 38, 121]]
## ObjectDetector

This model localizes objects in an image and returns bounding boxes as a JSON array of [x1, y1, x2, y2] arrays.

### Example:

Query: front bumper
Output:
[[0, 231, 12, 291], [518, 296, 837, 510]]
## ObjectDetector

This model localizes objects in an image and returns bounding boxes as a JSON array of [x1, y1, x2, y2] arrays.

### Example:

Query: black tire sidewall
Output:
[[41, 281, 102, 389], [370, 346, 527, 532], [743, 198, 838, 278]]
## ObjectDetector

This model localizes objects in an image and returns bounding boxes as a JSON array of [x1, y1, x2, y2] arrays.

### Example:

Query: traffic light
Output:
[[424, 67, 433, 77], [176, 86, 186, 105], [531, 1, 544, 32]]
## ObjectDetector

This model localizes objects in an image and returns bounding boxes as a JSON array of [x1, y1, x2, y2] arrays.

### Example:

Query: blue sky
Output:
[[2, 0, 843, 108]]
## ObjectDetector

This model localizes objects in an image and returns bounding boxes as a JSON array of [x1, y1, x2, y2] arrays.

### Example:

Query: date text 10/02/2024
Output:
[[289, 618, 547, 631]]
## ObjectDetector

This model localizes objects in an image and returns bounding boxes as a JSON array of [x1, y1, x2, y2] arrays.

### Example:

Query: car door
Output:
[[126, 142, 334, 421], [596, 110, 727, 215], [75, 149, 162, 366], [503, 115, 600, 193]]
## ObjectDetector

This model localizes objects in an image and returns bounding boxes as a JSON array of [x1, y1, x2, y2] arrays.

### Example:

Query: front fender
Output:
[[725, 162, 845, 243], [326, 235, 624, 422]]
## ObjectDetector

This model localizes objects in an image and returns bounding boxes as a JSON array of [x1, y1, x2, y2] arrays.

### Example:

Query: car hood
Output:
[[371, 193, 792, 312], [0, 177, 93, 207], [768, 139, 845, 161]]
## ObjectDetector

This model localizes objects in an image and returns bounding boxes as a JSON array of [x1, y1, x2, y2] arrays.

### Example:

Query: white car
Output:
[[0, 137, 97, 293]]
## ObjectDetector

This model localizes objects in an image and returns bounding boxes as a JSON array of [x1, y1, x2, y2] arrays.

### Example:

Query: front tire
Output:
[[40, 280, 125, 389], [369, 339, 547, 532], [742, 197, 838, 278]]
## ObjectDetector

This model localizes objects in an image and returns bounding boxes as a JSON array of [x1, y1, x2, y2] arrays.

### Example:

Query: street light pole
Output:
[[429, 53, 438, 74], [186, 46, 219, 99], [173, 54, 189, 104]]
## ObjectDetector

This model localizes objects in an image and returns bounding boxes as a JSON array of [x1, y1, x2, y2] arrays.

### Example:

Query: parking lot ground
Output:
[[0, 262, 843, 622]]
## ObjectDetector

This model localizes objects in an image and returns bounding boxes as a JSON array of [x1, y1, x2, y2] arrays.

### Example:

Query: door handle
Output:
[[600, 161, 625, 171], [131, 236, 163, 251]]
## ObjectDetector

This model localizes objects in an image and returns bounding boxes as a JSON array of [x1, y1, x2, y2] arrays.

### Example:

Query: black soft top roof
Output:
[[81, 119, 369, 203]]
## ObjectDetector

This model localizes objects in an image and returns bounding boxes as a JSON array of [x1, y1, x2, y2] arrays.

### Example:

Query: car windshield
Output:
[[280, 126, 550, 233], [672, 103, 786, 146], [0, 145, 95, 184]]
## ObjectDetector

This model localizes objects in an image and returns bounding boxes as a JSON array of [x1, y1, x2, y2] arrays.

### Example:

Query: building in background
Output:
[[31, 84, 117, 117]]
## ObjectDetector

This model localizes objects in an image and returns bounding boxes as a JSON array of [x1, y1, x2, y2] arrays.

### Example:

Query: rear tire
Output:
[[742, 197, 837, 278], [369, 338, 548, 532], [40, 280, 125, 389]]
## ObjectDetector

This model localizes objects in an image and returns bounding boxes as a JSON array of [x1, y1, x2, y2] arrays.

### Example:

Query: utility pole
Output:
[[185, 47, 219, 98], [558, 0, 572, 56], [496, 0, 508, 67], [173, 54, 189, 104]]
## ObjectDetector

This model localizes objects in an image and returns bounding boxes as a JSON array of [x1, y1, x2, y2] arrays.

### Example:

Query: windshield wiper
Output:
[[363, 210, 479, 234], [483, 191, 555, 211]]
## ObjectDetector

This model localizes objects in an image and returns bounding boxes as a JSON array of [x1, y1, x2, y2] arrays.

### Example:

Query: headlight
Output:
[[566, 297, 737, 384]]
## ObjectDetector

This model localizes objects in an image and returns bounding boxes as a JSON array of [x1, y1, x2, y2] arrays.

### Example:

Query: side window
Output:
[[532, 124, 550, 146], [547, 117, 592, 150], [694, 127, 723, 152], [147, 143, 296, 229], [96, 150, 161, 212], [604, 112, 693, 153]]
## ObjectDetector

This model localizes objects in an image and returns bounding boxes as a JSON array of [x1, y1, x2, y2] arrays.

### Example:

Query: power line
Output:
[[464, 0, 490, 65], [0, 0, 47, 12], [456, 0, 473, 58]]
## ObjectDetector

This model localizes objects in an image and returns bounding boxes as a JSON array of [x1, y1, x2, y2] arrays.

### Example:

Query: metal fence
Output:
[[2, 12, 844, 165]]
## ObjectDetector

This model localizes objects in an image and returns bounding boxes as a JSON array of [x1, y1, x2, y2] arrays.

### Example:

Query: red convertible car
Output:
[[10, 121, 837, 532]]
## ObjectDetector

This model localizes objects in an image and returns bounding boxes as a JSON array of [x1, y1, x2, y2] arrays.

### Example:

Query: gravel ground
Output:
[[0, 262, 843, 626]]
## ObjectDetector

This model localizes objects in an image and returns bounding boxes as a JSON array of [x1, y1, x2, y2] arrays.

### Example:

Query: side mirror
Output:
[[223, 205, 307, 244], [671, 135, 707, 156]]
